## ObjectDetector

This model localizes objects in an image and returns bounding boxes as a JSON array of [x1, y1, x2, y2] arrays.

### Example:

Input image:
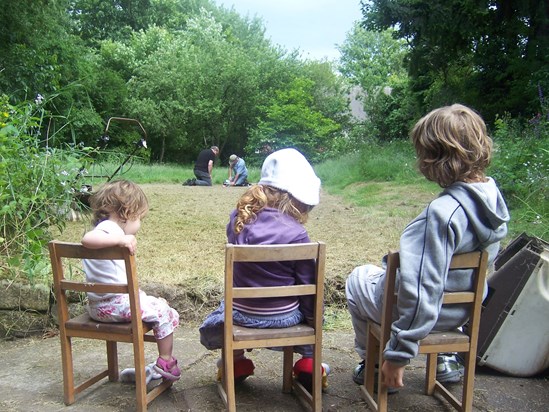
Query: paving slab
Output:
[[1, 324, 547, 411]]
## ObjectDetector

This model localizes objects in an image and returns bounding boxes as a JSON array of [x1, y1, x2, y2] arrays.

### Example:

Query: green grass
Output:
[[84, 160, 263, 186], [87, 140, 547, 242]]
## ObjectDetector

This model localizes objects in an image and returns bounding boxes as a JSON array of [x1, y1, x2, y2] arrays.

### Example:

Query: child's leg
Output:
[[346, 264, 385, 387], [138, 292, 181, 381], [345, 264, 385, 359], [157, 333, 175, 360], [216, 349, 255, 383], [292, 349, 330, 392]]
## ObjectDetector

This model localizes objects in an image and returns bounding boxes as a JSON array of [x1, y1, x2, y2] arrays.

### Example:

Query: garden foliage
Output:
[[0, 95, 92, 283]]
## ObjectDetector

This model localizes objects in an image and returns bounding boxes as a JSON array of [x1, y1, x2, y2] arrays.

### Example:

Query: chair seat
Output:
[[420, 330, 470, 347], [65, 312, 155, 335], [368, 322, 470, 347], [233, 324, 314, 341]]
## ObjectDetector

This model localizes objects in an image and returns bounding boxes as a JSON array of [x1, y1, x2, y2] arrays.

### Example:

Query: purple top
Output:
[[226, 207, 316, 321]]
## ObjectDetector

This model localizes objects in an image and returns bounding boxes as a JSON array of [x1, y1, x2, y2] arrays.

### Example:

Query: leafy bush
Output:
[[0, 95, 92, 283], [490, 105, 548, 239], [363, 79, 419, 142]]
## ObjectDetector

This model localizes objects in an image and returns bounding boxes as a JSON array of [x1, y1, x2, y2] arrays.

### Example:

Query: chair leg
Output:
[[132, 338, 148, 412], [425, 353, 437, 395], [362, 326, 384, 412], [376, 368, 388, 412], [224, 347, 236, 412], [312, 343, 322, 411], [282, 347, 293, 393], [106, 341, 119, 382], [60, 334, 76, 405], [461, 352, 476, 412], [365, 333, 377, 394]]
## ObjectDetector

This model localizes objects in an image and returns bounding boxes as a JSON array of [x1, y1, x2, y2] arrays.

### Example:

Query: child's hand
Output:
[[120, 234, 137, 255], [381, 360, 405, 389]]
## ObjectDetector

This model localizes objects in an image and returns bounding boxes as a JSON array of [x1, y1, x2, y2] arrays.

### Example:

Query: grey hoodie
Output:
[[383, 177, 510, 365]]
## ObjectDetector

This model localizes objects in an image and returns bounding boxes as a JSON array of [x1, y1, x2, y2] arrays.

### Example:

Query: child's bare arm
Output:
[[82, 229, 137, 255]]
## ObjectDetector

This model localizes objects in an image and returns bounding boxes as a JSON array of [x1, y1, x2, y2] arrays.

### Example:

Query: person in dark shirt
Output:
[[191, 146, 219, 186]]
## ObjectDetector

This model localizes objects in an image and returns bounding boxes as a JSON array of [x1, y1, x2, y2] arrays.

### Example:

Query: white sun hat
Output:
[[258, 148, 321, 206]]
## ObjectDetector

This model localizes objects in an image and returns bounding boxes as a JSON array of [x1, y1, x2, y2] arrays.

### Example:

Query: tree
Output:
[[338, 24, 416, 140], [360, 0, 549, 122], [68, 0, 153, 45], [122, 9, 268, 163], [246, 77, 341, 164]]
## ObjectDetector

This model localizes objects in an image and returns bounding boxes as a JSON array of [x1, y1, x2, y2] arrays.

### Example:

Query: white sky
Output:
[[215, 0, 364, 61]]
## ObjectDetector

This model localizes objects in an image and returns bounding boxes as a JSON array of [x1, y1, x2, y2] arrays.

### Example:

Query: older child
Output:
[[200, 148, 329, 388], [82, 179, 181, 381], [346, 104, 510, 389]]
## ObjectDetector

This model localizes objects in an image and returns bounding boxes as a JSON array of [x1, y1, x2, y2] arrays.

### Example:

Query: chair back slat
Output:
[[50, 240, 132, 260], [233, 284, 316, 298], [230, 243, 321, 262], [60, 280, 129, 294]]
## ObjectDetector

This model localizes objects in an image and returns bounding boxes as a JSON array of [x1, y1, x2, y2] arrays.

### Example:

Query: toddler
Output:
[[82, 179, 181, 381]]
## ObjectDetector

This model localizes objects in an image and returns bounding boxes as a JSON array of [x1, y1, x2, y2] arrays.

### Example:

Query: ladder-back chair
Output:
[[361, 250, 489, 412], [218, 242, 326, 411], [48, 240, 173, 411]]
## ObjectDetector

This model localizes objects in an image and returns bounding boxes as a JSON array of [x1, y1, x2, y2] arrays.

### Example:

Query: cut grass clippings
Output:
[[55, 181, 435, 328]]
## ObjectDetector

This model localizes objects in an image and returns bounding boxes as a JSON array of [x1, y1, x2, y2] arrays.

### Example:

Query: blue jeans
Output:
[[231, 174, 248, 186], [199, 301, 313, 356]]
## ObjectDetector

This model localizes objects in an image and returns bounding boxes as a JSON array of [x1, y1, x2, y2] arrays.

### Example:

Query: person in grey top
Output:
[[226, 154, 248, 186], [346, 104, 510, 390]]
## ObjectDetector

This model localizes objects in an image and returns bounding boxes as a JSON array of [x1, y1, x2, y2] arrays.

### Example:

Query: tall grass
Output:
[[316, 140, 423, 186], [317, 139, 547, 241]]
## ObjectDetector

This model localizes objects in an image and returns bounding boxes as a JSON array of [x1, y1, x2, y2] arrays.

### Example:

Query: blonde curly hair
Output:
[[233, 185, 312, 234], [89, 180, 149, 226], [411, 104, 492, 188]]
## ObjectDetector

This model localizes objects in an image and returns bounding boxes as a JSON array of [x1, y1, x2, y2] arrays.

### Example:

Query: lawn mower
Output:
[[73, 117, 148, 209]]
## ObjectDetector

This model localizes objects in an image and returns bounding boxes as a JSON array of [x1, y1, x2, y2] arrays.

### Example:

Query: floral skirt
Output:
[[88, 290, 179, 340]]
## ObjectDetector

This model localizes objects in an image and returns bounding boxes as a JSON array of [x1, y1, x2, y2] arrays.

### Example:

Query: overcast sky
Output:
[[215, 0, 364, 61]]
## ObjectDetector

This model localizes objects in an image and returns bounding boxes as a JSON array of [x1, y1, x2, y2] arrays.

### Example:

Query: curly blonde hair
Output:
[[233, 185, 312, 234], [89, 180, 149, 226], [411, 104, 492, 188]]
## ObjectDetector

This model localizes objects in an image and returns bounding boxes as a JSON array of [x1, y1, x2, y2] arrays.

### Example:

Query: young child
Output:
[[199, 148, 329, 388], [81, 179, 181, 381], [346, 104, 510, 390]]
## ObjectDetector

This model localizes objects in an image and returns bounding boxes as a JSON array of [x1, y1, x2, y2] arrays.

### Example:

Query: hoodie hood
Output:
[[443, 177, 510, 248]]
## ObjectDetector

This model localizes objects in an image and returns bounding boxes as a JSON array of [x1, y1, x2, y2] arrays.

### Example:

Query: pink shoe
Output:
[[153, 357, 181, 381]]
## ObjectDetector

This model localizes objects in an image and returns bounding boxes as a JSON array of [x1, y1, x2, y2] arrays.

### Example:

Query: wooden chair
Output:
[[48, 240, 173, 411], [218, 242, 326, 411], [361, 250, 489, 412]]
